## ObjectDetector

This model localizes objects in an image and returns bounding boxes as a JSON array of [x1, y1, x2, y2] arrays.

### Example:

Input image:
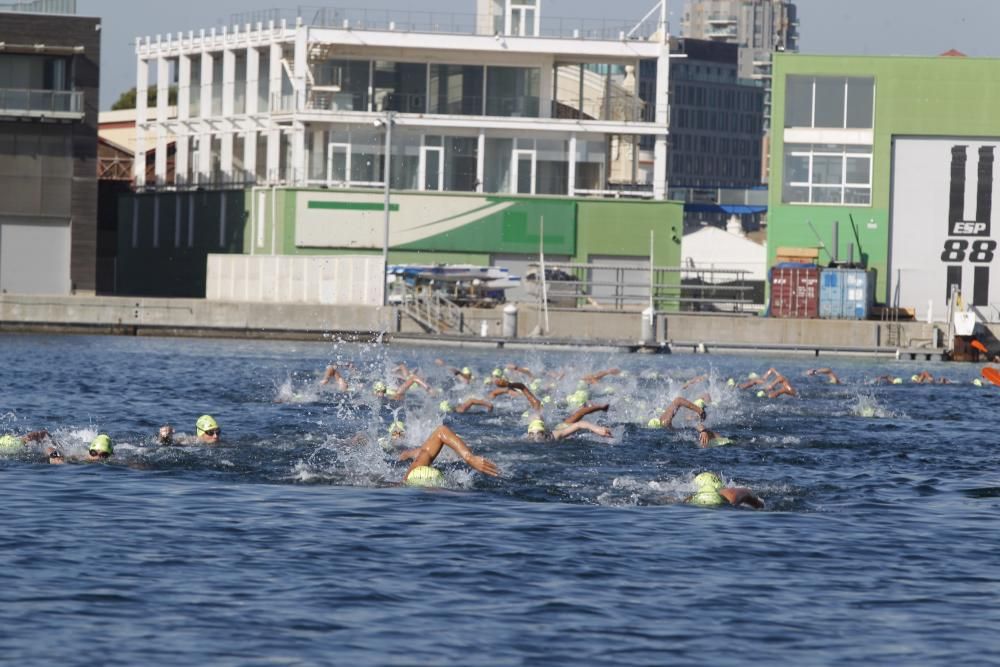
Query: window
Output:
[[782, 143, 872, 206], [429, 64, 484, 115], [784, 76, 875, 129]]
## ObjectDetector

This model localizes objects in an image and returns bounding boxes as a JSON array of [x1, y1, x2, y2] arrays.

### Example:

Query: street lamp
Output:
[[374, 110, 396, 306]]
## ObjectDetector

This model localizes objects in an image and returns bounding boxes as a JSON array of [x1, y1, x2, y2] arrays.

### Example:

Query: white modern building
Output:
[[134, 0, 673, 199]]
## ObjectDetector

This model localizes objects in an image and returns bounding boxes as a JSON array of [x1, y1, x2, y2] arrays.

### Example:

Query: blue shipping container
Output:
[[819, 269, 874, 319]]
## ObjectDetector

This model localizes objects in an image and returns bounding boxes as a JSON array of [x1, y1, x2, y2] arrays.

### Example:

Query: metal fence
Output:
[[228, 6, 659, 41], [524, 261, 758, 313], [0, 88, 83, 117]]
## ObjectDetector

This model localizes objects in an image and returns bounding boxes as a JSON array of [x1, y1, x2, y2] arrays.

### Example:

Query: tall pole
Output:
[[381, 111, 395, 306]]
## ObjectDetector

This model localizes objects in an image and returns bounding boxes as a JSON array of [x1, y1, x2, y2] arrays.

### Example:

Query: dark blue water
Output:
[[1, 333, 998, 666]]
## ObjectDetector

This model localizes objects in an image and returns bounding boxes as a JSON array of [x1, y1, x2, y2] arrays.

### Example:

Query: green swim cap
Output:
[[439, 400, 453, 413], [388, 420, 405, 436], [727, 378, 736, 387], [460, 367, 471, 376], [694, 471, 724, 491], [756, 390, 766, 398], [492, 368, 504, 378], [646, 418, 662, 428], [892, 378, 903, 385], [693, 398, 706, 408], [973, 378, 983, 387], [689, 490, 726, 506], [708, 437, 733, 447], [748, 372, 759, 379], [90, 434, 113, 455], [405, 465, 444, 487], [0, 434, 21, 451], [373, 381, 387, 394], [910, 374, 920, 382], [196, 415, 218, 434], [527, 419, 546, 434]]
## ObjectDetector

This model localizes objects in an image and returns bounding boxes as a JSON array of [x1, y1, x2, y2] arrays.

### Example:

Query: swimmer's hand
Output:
[[465, 454, 499, 477]]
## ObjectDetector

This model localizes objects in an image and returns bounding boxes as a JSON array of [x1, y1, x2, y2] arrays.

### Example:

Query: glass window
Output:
[[373, 61, 427, 113], [485, 67, 540, 117], [812, 154, 842, 184], [845, 156, 870, 185], [575, 138, 607, 192], [484, 137, 513, 193], [813, 77, 845, 128], [782, 143, 871, 206], [444, 137, 478, 191], [786, 154, 809, 183], [429, 64, 483, 115], [785, 75, 813, 127], [348, 128, 380, 184], [846, 77, 875, 129], [317, 59, 370, 111], [536, 138, 568, 195]]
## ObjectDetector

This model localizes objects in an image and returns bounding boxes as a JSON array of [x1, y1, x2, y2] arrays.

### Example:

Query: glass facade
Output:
[[784, 75, 875, 129], [429, 64, 484, 115], [485, 67, 539, 117], [782, 143, 872, 206]]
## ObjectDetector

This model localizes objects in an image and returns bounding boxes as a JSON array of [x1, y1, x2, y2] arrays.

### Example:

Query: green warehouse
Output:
[[768, 51, 1000, 321]]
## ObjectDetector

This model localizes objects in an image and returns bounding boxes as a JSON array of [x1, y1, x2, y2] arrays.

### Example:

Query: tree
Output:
[[110, 85, 178, 110]]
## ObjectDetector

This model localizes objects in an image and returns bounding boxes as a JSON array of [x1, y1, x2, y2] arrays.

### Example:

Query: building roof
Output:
[[940, 49, 967, 57]]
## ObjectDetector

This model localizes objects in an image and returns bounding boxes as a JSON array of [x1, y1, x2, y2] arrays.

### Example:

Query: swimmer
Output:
[[448, 366, 475, 384], [504, 363, 534, 378], [695, 422, 732, 448], [685, 472, 763, 509], [649, 397, 706, 429], [806, 368, 840, 384], [766, 375, 797, 398], [0, 429, 51, 452], [396, 424, 499, 486], [873, 375, 904, 385], [373, 375, 430, 401], [739, 367, 782, 390], [320, 364, 349, 391], [440, 398, 495, 414], [47, 434, 113, 464], [582, 367, 621, 385], [159, 416, 220, 445], [525, 403, 612, 442]]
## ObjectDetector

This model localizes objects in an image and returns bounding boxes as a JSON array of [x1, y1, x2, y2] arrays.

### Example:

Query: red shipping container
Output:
[[770, 267, 819, 318]]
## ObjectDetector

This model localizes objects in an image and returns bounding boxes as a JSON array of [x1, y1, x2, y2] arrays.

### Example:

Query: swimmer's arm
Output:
[[720, 487, 764, 509], [507, 383, 541, 412], [397, 447, 421, 462], [552, 421, 612, 440], [681, 374, 707, 390], [435, 425, 499, 477], [456, 398, 493, 413], [22, 430, 50, 443], [563, 402, 609, 424]]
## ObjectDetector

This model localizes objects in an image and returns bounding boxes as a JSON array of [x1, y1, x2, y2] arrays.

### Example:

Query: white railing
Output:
[[0, 88, 83, 117]]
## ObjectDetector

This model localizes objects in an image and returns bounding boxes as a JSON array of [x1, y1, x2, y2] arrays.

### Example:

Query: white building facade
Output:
[[134, 1, 673, 200]]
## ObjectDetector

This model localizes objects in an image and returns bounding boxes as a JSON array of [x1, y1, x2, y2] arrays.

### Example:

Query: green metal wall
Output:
[[116, 190, 245, 297], [768, 53, 1000, 300]]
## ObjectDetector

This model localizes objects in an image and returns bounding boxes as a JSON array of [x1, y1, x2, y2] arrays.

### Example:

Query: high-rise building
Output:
[[680, 0, 797, 179]]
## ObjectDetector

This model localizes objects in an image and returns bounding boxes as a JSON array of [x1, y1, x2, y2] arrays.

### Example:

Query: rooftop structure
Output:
[[134, 1, 673, 199]]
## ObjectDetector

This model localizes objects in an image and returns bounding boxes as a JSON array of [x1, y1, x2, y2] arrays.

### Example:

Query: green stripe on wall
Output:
[[308, 201, 400, 212]]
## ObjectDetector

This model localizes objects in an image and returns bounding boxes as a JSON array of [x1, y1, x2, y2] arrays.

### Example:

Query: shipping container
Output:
[[770, 266, 819, 318], [819, 269, 875, 320]]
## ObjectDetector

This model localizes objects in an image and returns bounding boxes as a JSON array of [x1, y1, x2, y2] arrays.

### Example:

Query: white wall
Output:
[[681, 226, 766, 282], [206, 255, 384, 305], [0, 218, 71, 295]]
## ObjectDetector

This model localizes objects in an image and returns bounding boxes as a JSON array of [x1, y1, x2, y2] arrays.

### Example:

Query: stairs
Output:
[[396, 285, 465, 335]]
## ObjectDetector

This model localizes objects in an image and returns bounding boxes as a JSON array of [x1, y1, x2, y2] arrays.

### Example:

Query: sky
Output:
[[75, 0, 1000, 110]]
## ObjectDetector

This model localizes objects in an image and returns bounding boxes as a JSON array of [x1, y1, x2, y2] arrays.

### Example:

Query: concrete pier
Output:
[[0, 294, 948, 358]]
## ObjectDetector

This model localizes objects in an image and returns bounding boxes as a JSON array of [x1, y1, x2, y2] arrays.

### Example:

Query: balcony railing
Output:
[[0, 88, 84, 118], [281, 89, 650, 123], [230, 6, 660, 41]]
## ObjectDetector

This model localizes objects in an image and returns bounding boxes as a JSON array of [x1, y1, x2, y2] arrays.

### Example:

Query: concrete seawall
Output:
[[0, 294, 945, 357]]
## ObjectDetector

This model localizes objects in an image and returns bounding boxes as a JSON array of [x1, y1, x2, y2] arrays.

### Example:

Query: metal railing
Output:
[[0, 88, 84, 117], [392, 283, 466, 335], [0, 0, 75, 13], [526, 261, 758, 313], [229, 6, 660, 41]]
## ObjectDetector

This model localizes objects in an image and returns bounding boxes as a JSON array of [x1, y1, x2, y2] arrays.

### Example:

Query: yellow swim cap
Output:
[[388, 421, 405, 436], [748, 372, 759, 379], [910, 375, 920, 382], [373, 381, 387, 394], [756, 390, 766, 397], [646, 418, 662, 428], [0, 434, 21, 451], [90, 434, 114, 455], [460, 367, 471, 376], [693, 398, 706, 408], [973, 378, 983, 387], [689, 490, 726, 506], [892, 378, 903, 385], [527, 419, 546, 434], [694, 471, 724, 491], [439, 400, 453, 413], [727, 378, 736, 387], [405, 466, 444, 487]]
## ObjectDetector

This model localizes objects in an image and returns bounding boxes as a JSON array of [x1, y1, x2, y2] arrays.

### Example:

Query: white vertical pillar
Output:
[[568, 133, 577, 196], [199, 51, 215, 181], [244, 130, 258, 184], [221, 48, 236, 181], [476, 130, 485, 193], [267, 41, 283, 182], [291, 23, 308, 185], [291, 122, 306, 186], [155, 56, 169, 185], [245, 47, 260, 116], [134, 51, 148, 187], [653, 42, 670, 200], [538, 54, 553, 119], [176, 54, 191, 185]]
